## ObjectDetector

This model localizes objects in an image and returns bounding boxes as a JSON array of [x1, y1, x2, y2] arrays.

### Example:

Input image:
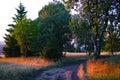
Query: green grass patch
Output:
[[105, 55, 120, 63], [36, 56, 88, 71], [0, 62, 36, 80]]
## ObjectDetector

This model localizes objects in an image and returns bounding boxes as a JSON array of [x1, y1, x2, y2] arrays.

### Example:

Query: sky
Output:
[[0, 0, 53, 41]]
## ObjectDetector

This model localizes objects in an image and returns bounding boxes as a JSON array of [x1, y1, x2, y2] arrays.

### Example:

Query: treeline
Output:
[[63, 0, 120, 57], [3, 0, 120, 60], [3, 1, 71, 60]]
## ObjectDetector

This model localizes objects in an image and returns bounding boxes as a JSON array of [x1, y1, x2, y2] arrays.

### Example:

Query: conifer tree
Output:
[[3, 3, 27, 57]]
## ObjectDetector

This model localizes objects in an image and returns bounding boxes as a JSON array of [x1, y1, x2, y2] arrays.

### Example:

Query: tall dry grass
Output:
[[86, 60, 120, 79], [77, 59, 120, 80], [0, 57, 54, 80], [0, 57, 54, 68]]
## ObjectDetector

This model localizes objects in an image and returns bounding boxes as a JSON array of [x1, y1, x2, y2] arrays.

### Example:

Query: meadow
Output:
[[0, 53, 120, 80], [0, 55, 86, 80]]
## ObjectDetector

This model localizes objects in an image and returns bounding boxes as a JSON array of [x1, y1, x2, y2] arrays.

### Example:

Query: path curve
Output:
[[34, 60, 89, 80]]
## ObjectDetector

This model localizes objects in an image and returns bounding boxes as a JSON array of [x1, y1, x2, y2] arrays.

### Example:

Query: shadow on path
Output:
[[34, 60, 89, 80]]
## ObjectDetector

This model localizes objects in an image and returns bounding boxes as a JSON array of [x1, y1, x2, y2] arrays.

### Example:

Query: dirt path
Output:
[[61, 60, 89, 80], [61, 63, 81, 80], [34, 59, 89, 80]]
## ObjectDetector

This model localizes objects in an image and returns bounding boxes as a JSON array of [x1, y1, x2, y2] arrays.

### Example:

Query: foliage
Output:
[[3, 35, 21, 57], [13, 3, 27, 23], [3, 3, 27, 57], [63, 0, 120, 57], [104, 0, 120, 53], [69, 16, 93, 53], [14, 19, 43, 56], [104, 34, 120, 52], [38, 2, 71, 60], [63, 42, 75, 52], [41, 37, 63, 60], [14, 19, 31, 56]]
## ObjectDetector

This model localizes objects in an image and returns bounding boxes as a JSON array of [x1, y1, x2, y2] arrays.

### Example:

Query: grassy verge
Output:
[[86, 55, 120, 80], [103, 55, 120, 63], [0, 57, 54, 80], [0, 62, 36, 80], [56, 56, 88, 66]]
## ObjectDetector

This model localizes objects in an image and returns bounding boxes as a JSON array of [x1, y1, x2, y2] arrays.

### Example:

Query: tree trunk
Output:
[[97, 38, 102, 57], [21, 45, 27, 57], [93, 37, 102, 58], [110, 34, 114, 55]]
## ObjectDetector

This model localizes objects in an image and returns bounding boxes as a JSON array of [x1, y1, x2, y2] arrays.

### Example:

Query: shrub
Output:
[[40, 38, 63, 61]]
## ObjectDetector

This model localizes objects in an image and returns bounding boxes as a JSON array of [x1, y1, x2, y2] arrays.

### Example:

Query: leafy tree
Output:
[[14, 18, 43, 56], [69, 16, 93, 54], [38, 1, 71, 60], [105, 0, 120, 54], [14, 19, 30, 56], [3, 3, 27, 57], [3, 33, 21, 57], [63, 0, 120, 57], [104, 33, 120, 53]]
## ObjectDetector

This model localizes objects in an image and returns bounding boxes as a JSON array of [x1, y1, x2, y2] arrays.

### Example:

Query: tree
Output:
[[69, 16, 93, 54], [14, 19, 30, 56], [105, 0, 120, 54], [13, 18, 43, 56], [12, 3, 27, 23], [3, 3, 27, 57], [38, 1, 71, 60], [104, 33, 120, 53], [63, 0, 119, 58], [3, 33, 21, 57]]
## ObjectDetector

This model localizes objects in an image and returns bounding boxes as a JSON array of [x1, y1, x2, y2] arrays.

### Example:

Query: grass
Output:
[[1, 54, 119, 80], [77, 55, 120, 80], [56, 56, 88, 66], [32, 56, 88, 73], [102, 55, 120, 63], [0, 57, 54, 80], [87, 59, 120, 80], [0, 62, 35, 80], [0, 56, 87, 80], [0, 57, 54, 68]]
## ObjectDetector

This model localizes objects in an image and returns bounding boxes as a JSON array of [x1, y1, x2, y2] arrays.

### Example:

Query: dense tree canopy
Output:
[[11, 1, 71, 59], [63, 0, 120, 57], [38, 2, 71, 60], [3, 3, 27, 57]]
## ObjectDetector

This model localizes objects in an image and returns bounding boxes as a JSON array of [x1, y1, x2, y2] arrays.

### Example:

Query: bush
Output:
[[40, 38, 63, 61], [3, 46, 21, 57]]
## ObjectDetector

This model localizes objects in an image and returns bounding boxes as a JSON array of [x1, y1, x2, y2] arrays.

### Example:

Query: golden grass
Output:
[[0, 57, 54, 68], [77, 57, 120, 80], [77, 64, 84, 80], [0, 57, 54, 80], [86, 60, 120, 80]]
